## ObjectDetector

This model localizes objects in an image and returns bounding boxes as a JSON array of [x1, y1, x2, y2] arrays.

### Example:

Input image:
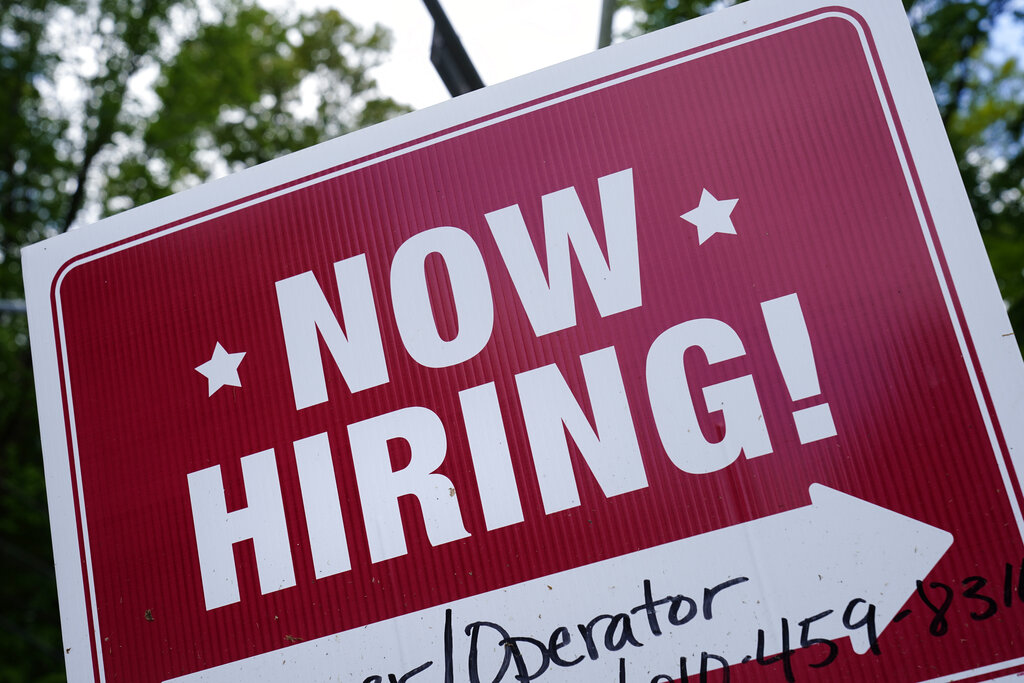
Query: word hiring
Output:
[[188, 168, 837, 611]]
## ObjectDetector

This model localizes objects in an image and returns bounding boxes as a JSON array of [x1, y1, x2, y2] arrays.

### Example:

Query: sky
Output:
[[50, 0, 624, 230], [279, 0, 1023, 112], [275, 0, 629, 110], [56, 0, 1024, 230]]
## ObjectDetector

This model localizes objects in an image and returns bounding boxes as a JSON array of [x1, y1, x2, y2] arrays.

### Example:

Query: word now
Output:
[[187, 170, 837, 611], [275, 169, 642, 411]]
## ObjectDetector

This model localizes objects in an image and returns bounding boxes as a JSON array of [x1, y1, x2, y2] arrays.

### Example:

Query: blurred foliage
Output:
[[0, 0, 407, 680], [103, 1, 408, 211], [625, 0, 1024, 349]]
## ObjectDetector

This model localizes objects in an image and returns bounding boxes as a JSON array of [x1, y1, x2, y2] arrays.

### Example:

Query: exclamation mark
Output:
[[761, 293, 837, 445]]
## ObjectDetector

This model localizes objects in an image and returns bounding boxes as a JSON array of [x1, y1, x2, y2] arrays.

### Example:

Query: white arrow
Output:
[[453, 482, 954, 680], [693, 483, 954, 657], [169, 484, 953, 683]]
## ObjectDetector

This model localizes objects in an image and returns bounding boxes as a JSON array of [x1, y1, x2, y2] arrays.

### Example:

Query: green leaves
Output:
[[102, 2, 409, 214]]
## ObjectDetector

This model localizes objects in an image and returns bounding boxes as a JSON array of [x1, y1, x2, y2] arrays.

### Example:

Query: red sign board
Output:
[[24, 1, 1024, 682]]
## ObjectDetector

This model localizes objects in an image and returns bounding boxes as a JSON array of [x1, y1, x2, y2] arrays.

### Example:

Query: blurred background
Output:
[[1, 0, 1021, 680]]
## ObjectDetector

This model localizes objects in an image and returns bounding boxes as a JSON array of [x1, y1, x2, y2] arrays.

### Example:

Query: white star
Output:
[[681, 188, 740, 245], [195, 342, 246, 397]]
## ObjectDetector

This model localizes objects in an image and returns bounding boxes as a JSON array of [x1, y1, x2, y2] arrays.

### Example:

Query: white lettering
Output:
[[459, 382, 524, 530], [515, 346, 647, 514], [187, 450, 295, 610], [275, 254, 389, 411], [646, 318, 772, 474], [294, 432, 351, 579], [390, 227, 495, 368], [485, 169, 641, 336], [348, 406, 470, 563]]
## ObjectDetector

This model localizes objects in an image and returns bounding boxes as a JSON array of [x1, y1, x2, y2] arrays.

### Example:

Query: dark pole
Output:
[[598, 0, 617, 48], [422, 0, 485, 97], [0, 300, 26, 314]]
